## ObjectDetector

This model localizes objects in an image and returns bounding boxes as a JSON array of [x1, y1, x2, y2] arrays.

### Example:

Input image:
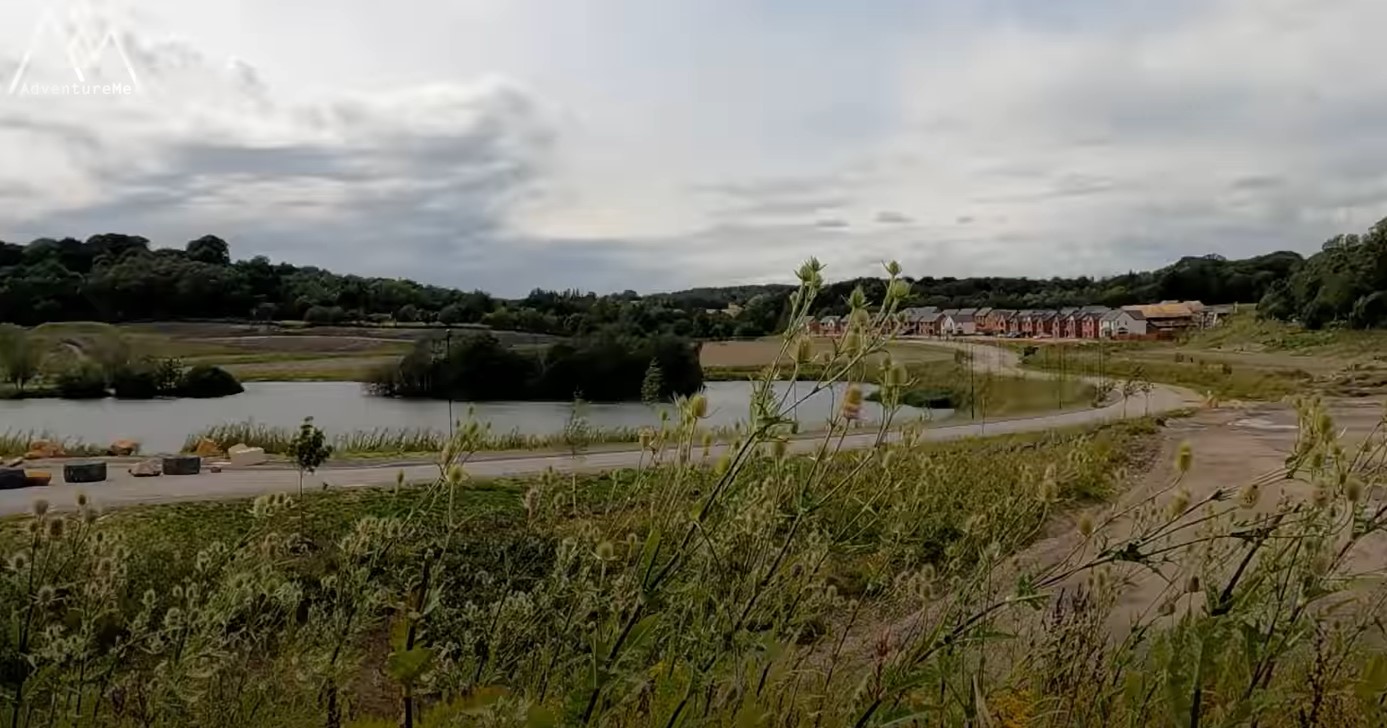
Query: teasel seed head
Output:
[[689, 394, 709, 420], [1176, 442, 1193, 474], [1168, 488, 1191, 519], [1239, 483, 1261, 509], [595, 541, 615, 561]]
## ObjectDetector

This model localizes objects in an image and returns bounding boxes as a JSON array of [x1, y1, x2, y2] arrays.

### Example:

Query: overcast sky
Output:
[[1, 0, 1384, 295]]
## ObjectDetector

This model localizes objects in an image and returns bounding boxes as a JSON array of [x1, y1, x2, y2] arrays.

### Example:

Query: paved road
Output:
[[1, 342, 1199, 515]]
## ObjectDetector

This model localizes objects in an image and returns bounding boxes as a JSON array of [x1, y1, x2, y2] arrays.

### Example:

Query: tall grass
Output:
[[1018, 342, 1313, 401], [183, 420, 744, 455], [4, 260, 1387, 726], [0, 430, 106, 458]]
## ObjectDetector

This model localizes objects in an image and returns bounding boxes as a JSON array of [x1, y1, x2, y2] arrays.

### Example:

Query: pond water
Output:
[[0, 381, 951, 454]]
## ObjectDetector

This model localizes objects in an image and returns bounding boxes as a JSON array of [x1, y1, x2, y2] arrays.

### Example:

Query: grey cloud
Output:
[[1229, 175, 1283, 191], [720, 195, 850, 218], [875, 210, 912, 224], [814, 218, 849, 229]]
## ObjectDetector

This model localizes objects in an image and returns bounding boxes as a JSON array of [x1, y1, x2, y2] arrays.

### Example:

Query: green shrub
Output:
[[177, 364, 244, 398], [53, 363, 107, 398], [111, 366, 160, 398]]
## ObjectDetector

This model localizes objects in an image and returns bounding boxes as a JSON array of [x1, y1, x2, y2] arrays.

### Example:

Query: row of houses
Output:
[[810, 301, 1234, 340]]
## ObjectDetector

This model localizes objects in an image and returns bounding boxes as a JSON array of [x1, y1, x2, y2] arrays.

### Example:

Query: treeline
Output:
[[1258, 217, 1387, 329], [659, 251, 1302, 321], [0, 234, 751, 338], [2, 231, 1315, 336], [367, 332, 704, 402]]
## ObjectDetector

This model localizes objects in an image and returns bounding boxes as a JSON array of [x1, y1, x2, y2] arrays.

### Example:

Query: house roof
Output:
[[975, 306, 993, 317], [940, 308, 960, 317], [900, 306, 938, 321], [919, 312, 942, 323], [819, 315, 840, 324], [957, 307, 978, 316], [1132, 302, 1194, 319], [954, 313, 975, 323]]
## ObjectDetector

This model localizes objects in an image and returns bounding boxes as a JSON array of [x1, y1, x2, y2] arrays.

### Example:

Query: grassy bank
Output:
[[1186, 309, 1387, 357], [183, 419, 747, 457], [0, 430, 108, 458], [710, 358, 1095, 418], [1011, 340, 1314, 401]]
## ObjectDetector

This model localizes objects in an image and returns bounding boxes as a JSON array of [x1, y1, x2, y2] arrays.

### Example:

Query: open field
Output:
[[21, 321, 568, 383], [699, 337, 953, 368]]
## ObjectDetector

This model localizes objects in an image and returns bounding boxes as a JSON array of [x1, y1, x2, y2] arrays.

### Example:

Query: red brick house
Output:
[[1077, 306, 1110, 339], [814, 315, 842, 337]]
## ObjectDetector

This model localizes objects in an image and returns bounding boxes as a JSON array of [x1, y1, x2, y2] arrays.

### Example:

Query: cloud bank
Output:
[[0, 0, 1384, 294]]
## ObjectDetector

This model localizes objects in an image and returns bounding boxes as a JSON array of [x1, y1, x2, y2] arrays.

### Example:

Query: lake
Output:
[[0, 381, 950, 453]]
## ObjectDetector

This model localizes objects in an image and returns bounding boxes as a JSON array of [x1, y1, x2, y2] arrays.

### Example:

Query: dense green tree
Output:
[[0, 324, 42, 392], [186, 235, 231, 265], [1259, 218, 1387, 329], [370, 332, 702, 402]]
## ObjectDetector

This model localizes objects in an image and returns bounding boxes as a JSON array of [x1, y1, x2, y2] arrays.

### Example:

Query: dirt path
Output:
[[859, 395, 1387, 657]]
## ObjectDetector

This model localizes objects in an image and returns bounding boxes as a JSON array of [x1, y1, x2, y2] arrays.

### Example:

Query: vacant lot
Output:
[[700, 338, 953, 368]]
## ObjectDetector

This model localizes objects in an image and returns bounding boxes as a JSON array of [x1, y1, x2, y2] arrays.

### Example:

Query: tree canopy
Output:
[[1258, 217, 1387, 329], [0, 231, 1321, 338]]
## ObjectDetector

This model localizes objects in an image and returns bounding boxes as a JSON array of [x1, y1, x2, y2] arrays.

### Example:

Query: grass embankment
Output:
[[1011, 339, 1315, 401], [183, 421, 647, 456], [1187, 309, 1387, 357], [711, 355, 1095, 419], [0, 430, 107, 458]]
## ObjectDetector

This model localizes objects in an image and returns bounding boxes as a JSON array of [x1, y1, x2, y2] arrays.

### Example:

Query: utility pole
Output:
[[1056, 343, 1064, 409], [445, 327, 454, 438], [969, 339, 976, 419]]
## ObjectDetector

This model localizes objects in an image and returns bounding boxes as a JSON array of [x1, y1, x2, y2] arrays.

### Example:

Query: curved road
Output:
[[1, 341, 1200, 515]]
